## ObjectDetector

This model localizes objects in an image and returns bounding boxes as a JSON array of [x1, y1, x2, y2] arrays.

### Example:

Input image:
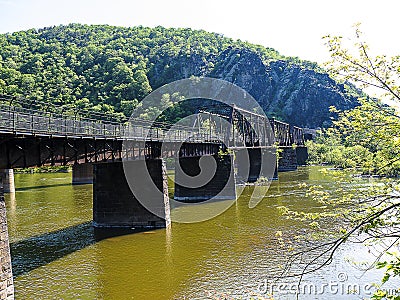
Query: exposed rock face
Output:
[[148, 52, 211, 89], [209, 48, 357, 128], [144, 45, 358, 128]]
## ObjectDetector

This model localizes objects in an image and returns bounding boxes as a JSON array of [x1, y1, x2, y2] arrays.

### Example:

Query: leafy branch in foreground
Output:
[[323, 23, 400, 104], [278, 25, 400, 299], [308, 24, 400, 176]]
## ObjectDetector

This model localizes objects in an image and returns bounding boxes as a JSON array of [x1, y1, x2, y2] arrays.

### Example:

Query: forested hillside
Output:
[[0, 24, 358, 127]]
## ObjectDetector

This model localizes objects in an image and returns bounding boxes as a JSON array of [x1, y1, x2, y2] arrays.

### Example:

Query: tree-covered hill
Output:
[[0, 24, 358, 127]]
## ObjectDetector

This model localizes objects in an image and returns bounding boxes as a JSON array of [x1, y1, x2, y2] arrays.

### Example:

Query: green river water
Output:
[[4, 166, 396, 299]]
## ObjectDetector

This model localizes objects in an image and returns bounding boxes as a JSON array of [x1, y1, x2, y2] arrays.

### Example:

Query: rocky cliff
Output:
[[209, 48, 357, 127]]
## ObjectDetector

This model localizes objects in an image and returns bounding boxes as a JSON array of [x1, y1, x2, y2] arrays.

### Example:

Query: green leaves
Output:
[[308, 95, 400, 176], [323, 23, 400, 103], [307, 26, 400, 298], [372, 253, 400, 300]]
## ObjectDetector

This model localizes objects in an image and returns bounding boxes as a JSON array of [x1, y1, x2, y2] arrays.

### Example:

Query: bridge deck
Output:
[[0, 103, 304, 146], [0, 96, 305, 168]]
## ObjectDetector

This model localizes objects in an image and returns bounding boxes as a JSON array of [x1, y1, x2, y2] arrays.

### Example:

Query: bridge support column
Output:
[[174, 154, 236, 202], [0, 170, 15, 193], [0, 191, 14, 299], [263, 148, 278, 180], [296, 147, 308, 166], [235, 149, 261, 183], [93, 160, 170, 229], [72, 163, 93, 185], [278, 147, 298, 171], [236, 148, 278, 182]]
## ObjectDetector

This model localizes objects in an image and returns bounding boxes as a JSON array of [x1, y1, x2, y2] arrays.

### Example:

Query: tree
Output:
[[324, 23, 400, 106], [282, 25, 400, 299]]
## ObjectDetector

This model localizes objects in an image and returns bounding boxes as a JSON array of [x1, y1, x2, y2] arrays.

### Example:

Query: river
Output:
[[4, 166, 397, 299]]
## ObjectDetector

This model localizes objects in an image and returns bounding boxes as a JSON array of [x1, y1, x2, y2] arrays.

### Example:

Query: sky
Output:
[[0, 0, 399, 65]]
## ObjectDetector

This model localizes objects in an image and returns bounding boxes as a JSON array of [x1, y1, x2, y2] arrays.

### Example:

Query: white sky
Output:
[[0, 0, 399, 64]]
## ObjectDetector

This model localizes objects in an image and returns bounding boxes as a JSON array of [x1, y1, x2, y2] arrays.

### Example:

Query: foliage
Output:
[[373, 252, 400, 300], [323, 23, 400, 103], [14, 165, 70, 173], [276, 170, 400, 298], [307, 97, 400, 176], [279, 25, 400, 298], [0, 24, 349, 127], [0, 24, 287, 118], [307, 24, 400, 177]]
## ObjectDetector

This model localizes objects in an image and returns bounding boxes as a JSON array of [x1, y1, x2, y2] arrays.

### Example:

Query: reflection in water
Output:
[[7, 192, 16, 216], [165, 224, 172, 266], [16, 182, 73, 191], [5, 167, 396, 299]]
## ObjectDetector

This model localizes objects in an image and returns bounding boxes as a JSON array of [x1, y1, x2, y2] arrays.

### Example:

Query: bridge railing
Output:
[[0, 102, 304, 146], [122, 120, 224, 143], [269, 119, 305, 146], [0, 104, 225, 143], [291, 125, 305, 146], [0, 104, 123, 137], [0, 94, 122, 123]]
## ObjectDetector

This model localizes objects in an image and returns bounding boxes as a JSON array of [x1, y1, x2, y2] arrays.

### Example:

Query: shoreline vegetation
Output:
[[14, 165, 70, 174]]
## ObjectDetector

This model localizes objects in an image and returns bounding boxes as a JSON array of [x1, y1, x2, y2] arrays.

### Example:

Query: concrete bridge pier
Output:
[[235, 148, 278, 183], [278, 147, 298, 172], [0, 189, 14, 299], [174, 154, 236, 202], [72, 163, 93, 185], [0, 170, 15, 193], [261, 148, 278, 180], [235, 149, 261, 183], [93, 160, 170, 229], [296, 147, 308, 166]]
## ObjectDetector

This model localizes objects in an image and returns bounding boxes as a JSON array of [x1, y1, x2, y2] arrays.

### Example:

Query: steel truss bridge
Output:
[[0, 95, 304, 169]]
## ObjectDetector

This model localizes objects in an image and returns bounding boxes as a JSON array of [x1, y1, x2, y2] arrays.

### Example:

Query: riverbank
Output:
[[14, 166, 71, 174]]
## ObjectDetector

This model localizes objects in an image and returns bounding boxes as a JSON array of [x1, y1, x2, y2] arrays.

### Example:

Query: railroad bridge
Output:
[[0, 94, 308, 298], [0, 94, 308, 224]]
